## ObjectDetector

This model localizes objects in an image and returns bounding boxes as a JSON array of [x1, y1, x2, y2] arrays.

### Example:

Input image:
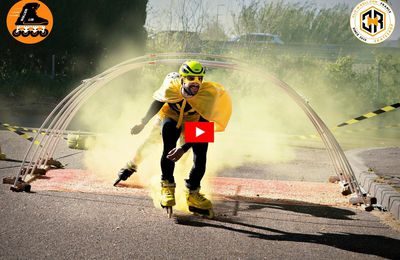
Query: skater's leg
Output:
[[185, 186, 214, 218], [184, 142, 214, 218], [160, 180, 176, 218], [159, 118, 180, 217], [161, 118, 181, 183], [114, 121, 161, 186], [185, 142, 208, 190], [131, 119, 161, 165], [160, 180, 176, 207]]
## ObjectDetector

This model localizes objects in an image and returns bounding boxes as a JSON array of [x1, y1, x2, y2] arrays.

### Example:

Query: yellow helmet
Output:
[[179, 60, 205, 77]]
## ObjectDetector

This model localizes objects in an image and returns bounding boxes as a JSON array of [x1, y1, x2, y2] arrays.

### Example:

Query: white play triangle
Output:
[[195, 127, 205, 137]]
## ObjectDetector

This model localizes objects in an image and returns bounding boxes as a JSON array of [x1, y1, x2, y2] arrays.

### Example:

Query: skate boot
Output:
[[13, 3, 49, 37], [186, 187, 214, 219], [113, 162, 137, 186], [160, 181, 176, 218]]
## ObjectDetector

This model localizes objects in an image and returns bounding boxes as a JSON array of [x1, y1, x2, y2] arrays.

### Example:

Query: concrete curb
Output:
[[346, 149, 400, 220]]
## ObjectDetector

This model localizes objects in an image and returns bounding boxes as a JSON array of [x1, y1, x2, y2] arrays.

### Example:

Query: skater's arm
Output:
[[181, 143, 192, 152], [167, 116, 208, 161], [131, 100, 164, 135], [141, 100, 165, 124]]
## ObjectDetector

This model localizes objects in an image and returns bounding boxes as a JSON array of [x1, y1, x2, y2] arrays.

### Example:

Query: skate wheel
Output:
[[12, 29, 21, 37], [40, 29, 49, 37], [22, 31, 30, 37], [31, 31, 39, 37]]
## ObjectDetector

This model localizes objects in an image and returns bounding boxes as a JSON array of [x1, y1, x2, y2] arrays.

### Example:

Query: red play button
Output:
[[184, 122, 214, 143]]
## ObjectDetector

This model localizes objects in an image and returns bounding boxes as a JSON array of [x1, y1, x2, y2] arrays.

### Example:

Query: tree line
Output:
[[232, 1, 357, 44]]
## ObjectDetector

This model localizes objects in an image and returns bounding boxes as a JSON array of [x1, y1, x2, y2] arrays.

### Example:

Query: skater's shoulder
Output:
[[162, 72, 180, 85], [153, 73, 182, 102], [162, 72, 181, 89]]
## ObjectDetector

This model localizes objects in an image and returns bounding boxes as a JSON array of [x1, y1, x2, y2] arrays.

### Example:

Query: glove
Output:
[[131, 123, 145, 135], [166, 147, 185, 162]]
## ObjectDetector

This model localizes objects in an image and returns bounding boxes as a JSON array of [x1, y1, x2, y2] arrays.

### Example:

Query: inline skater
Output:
[[119, 60, 232, 218]]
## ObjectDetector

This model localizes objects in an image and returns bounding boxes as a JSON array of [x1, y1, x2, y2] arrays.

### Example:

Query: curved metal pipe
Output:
[[15, 53, 362, 198]]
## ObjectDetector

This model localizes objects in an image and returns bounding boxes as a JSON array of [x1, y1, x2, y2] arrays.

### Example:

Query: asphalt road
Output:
[[1, 130, 400, 259]]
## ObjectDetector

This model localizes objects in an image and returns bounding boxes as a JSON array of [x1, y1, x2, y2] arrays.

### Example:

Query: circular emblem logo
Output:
[[6, 0, 53, 44], [350, 0, 396, 44]]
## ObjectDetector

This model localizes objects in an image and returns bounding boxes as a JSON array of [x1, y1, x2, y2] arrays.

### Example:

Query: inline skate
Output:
[[160, 180, 176, 218], [186, 187, 214, 219], [113, 161, 137, 186], [12, 3, 49, 37]]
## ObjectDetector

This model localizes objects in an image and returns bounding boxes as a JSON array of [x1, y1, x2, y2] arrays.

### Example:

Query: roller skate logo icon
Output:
[[7, 0, 53, 44]]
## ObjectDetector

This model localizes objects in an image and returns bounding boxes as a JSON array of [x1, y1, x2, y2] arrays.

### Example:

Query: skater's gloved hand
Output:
[[131, 123, 145, 135], [166, 147, 185, 162]]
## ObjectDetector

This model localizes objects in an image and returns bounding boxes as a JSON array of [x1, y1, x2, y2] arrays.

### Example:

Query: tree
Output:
[[146, 0, 207, 33], [232, 1, 258, 35], [201, 19, 228, 41]]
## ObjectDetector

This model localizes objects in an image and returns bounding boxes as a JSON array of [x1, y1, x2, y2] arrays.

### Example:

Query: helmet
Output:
[[179, 60, 205, 77]]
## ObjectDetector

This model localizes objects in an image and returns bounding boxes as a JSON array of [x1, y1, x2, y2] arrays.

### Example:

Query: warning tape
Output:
[[7, 126, 48, 135], [1, 122, 56, 137], [0, 123, 96, 136], [2, 101, 398, 145], [335, 103, 400, 128], [287, 102, 400, 140], [287, 123, 400, 140], [0, 122, 96, 150], [1, 123, 41, 145]]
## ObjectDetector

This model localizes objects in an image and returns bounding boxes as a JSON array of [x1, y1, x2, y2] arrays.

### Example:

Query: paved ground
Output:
[[1, 188, 399, 259], [1, 129, 400, 259], [355, 147, 400, 192]]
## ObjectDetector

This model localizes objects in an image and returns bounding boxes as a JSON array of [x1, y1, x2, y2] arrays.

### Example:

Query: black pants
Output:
[[161, 118, 208, 190]]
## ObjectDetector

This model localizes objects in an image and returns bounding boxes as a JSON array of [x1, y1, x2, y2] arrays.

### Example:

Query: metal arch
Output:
[[14, 52, 364, 202]]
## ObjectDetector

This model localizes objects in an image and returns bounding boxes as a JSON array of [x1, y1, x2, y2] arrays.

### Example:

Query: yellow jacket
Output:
[[153, 78, 232, 132]]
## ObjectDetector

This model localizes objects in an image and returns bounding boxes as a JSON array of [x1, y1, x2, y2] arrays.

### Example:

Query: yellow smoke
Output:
[[74, 48, 399, 214], [74, 60, 305, 213]]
